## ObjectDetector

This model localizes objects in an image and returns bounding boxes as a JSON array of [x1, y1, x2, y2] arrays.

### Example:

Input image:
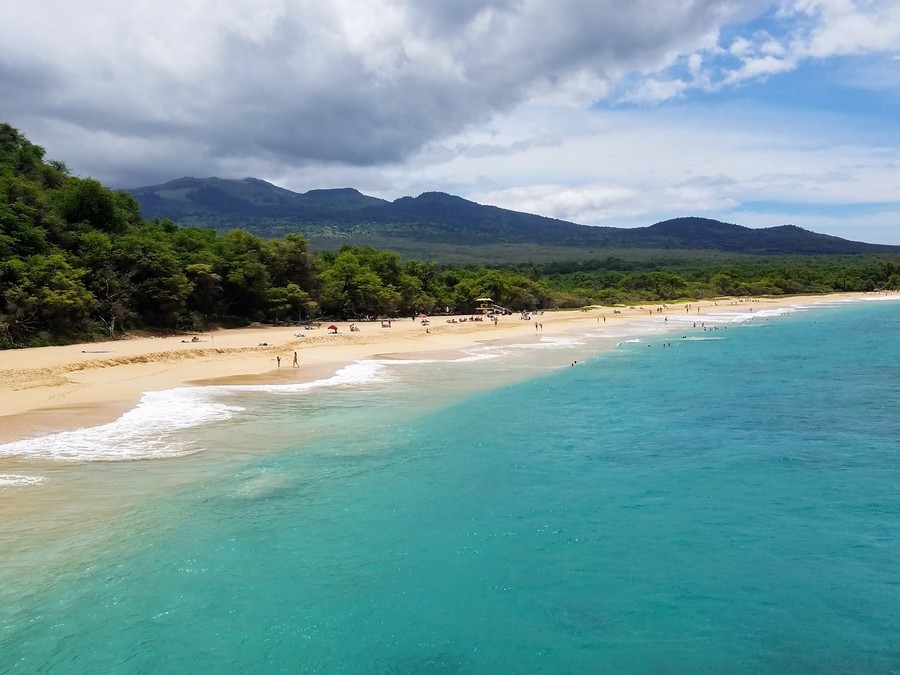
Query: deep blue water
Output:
[[2, 300, 899, 673]]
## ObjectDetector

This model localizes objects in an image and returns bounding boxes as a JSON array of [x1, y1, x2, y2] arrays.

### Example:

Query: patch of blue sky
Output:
[[739, 200, 900, 218], [598, 56, 898, 153], [595, 2, 898, 126], [732, 61, 899, 116], [716, 6, 796, 50], [611, 54, 891, 112]]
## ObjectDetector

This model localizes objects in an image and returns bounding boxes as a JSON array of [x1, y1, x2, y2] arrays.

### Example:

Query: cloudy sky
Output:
[[3, 0, 900, 243]]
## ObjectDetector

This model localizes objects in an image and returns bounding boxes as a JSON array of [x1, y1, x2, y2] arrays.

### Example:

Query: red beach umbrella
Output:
[[328, 324, 338, 331]]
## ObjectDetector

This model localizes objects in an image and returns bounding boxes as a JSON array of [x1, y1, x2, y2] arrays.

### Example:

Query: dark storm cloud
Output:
[[0, 0, 768, 186]]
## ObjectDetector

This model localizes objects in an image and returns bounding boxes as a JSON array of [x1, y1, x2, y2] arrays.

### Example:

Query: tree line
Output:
[[2, 123, 898, 348]]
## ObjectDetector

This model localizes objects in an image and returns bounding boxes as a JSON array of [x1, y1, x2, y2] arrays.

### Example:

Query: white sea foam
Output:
[[536, 335, 587, 348], [587, 308, 793, 346], [220, 354, 497, 396], [646, 306, 801, 327], [445, 352, 499, 363], [0, 359, 406, 461], [0, 388, 244, 462], [464, 334, 588, 359], [0, 354, 503, 463], [0, 473, 45, 488], [222, 360, 392, 395]]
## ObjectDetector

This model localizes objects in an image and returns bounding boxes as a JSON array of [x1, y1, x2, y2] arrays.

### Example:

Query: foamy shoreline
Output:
[[0, 292, 894, 449]]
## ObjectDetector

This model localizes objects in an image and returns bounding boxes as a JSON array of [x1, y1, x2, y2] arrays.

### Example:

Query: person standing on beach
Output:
[[293, 351, 299, 368], [276, 356, 281, 368]]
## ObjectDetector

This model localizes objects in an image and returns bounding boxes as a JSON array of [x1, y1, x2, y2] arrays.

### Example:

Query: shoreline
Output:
[[1, 292, 895, 445]]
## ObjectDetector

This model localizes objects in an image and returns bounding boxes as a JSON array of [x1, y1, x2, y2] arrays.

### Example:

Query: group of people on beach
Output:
[[275, 352, 300, 368]]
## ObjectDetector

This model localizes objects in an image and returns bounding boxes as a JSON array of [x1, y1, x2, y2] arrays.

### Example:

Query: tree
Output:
[[184, 263, 225, 320], [218, 230, 271, 319], [56, 178, 128, 233], [264, 233, 316, 290], [450, 277, 483, 314], [1, 253, 94, 344], [710, 273, 734, 295], [317, 251, 395, 317], [268, 283, 318, 322], [74, 230, 132, 338], [112, 232, 191, 327], [406, 259, 439, 295]]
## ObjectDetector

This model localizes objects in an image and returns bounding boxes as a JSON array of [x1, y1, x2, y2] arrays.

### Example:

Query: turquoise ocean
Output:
[[1, 298, 899, 673]]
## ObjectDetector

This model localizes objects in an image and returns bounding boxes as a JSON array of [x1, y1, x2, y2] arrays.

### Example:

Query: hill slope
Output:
[[128, 177, 900, 258], [129, 177, 387, 221]]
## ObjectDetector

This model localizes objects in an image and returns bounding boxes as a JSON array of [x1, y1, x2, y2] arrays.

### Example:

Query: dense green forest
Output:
[[2, 123, 899, 348]]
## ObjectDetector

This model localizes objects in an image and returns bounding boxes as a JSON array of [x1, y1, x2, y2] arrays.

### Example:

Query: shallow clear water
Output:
[[2, 301, 899, 673]]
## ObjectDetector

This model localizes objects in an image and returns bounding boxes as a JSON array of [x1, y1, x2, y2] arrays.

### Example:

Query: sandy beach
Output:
[[0, 293, 890, 444]]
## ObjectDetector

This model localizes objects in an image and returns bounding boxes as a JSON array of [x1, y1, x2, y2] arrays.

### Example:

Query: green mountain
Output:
[[129, 177, 899, 259], [129, 176, 386, 220]]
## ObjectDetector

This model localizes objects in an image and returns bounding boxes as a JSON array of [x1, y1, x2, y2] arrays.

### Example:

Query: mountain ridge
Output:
[[127, 176, 900, 257]]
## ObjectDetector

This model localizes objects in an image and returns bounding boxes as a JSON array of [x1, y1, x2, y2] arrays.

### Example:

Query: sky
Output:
[[2, 0, 900, 243]]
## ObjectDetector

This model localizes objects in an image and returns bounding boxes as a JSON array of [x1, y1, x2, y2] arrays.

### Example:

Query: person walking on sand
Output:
[[277, 356, 281, 368], [293, 351, 299, 368]]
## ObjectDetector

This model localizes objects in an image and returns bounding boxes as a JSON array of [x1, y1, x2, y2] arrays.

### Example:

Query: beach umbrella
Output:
[[328, 324, 338, 331]]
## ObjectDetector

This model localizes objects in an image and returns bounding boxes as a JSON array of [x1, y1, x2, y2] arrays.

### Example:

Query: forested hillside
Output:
[[129, 177, 900, 259], [2, 123, 899, 348]]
